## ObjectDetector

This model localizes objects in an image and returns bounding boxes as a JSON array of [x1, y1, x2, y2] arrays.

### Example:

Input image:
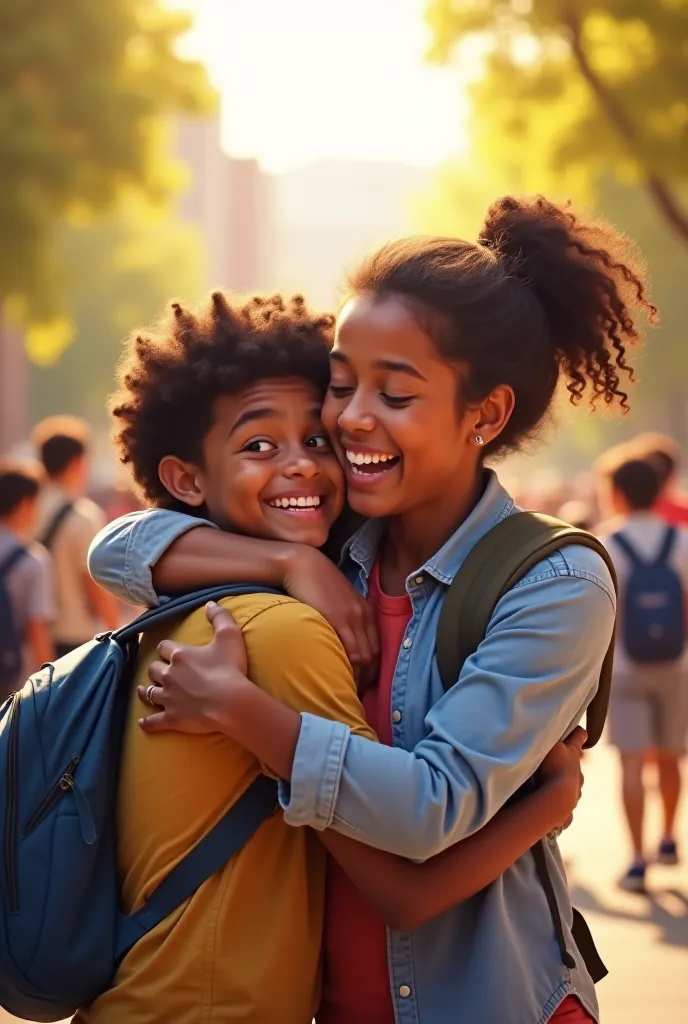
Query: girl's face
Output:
[[323, 295, 501, 521]]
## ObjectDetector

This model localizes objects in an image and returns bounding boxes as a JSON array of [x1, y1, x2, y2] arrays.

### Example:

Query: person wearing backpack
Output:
[[0, 460, 54, 698], [32, 416, 119, 658], [598, 457, 688, 892], [89, 196, 654, 1023]]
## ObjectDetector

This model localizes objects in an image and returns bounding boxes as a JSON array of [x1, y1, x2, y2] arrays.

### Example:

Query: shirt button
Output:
[[414, 575, 424, 585], [392, 709, 402, 724], [402, 637, 412, 649], [399, 985, 412, 998]]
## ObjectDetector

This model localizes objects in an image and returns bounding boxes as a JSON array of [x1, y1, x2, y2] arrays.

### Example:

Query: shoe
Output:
[[618, 862, 646, 893], [657, 839, 679, 866]]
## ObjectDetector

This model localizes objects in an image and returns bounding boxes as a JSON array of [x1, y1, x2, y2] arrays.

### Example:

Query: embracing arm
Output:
[[280, 558, 616, 860], [143, 599, 584, 931], [156, 553, 615, 861], [320, 738, 582, 932], [88, 509, 377, 668]]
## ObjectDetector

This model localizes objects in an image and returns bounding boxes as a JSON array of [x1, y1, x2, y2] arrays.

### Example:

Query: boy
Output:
[[600, 458, 688, 891], [80, 291, 584, 1023], [0, 460, 54, 697], [33, 415, 119, 657]]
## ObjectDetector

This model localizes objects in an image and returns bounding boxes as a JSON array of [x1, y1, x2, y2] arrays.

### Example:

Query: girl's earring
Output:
[[474, 435, 485, 446]]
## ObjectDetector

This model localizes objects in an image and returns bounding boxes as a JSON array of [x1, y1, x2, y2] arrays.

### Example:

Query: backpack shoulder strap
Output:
[[610, 530, 645, 568], [113, 583, 285, 645], [115, 774, 277, 960], [40, 501, 75, 551], [0, 546, 27, 581], [436, 512, 617, 748], [656, 525, 678, 565]]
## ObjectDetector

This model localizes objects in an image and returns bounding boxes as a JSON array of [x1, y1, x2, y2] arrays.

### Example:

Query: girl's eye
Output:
[[328, 384, 353, 398], [381, 392, 414, 408], [243, 439, 276, 454], [306, 434, 331, 449]]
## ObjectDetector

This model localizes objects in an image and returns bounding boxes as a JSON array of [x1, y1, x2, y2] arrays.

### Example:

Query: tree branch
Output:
[[563, 6, 688, 245]]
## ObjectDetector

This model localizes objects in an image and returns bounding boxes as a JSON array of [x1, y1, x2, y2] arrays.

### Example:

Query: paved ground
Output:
[[558, 741, 688, 1023], [2, 741, 686, 1023]]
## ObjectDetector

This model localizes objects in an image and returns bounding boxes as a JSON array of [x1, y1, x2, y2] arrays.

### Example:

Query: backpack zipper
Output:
[[24, 754, 81, 835], [4, 692, 21, 912]]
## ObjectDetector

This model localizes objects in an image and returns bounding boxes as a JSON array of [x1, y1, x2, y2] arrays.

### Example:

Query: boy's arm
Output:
[[319, 737, 583, 931]]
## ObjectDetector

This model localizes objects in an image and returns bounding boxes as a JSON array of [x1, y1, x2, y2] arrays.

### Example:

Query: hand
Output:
[[282, 545, 379, 677], [139, 602, 250, 735], [537, 726, 587, 833]]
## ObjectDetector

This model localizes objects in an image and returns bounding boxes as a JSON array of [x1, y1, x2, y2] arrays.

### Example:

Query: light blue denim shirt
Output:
[[88, 473, 615, 1024]]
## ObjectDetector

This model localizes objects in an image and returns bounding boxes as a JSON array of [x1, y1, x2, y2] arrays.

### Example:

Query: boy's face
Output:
[[159, 378, 344, 548]]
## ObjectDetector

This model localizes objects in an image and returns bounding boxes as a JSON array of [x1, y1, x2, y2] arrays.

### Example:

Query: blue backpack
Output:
[[0, 547, 27, 701], [612, 526, 686, 663], [0, 585, 279, 1022]]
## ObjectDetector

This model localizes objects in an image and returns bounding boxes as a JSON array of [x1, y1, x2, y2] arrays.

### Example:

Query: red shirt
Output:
[[318, 562, 594, 1024], [318, 560, 409, 1024]]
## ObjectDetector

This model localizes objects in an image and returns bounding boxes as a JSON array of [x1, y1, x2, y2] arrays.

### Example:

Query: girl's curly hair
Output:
[[349, 195, 656, 455]]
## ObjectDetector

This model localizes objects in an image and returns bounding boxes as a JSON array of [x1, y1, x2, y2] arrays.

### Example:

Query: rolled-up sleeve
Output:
[[87, 509, 217, 607], [279, 566, 615, 861]]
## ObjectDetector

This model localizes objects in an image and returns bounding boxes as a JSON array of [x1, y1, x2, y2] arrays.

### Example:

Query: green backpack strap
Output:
[[435, 510, 617, 982], [436, 511, 617, 749]]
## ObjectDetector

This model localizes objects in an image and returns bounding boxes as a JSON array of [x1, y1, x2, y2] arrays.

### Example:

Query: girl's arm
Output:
[[319, 739, 582, 931], [143, 562, 615, 861], [88, 509, 378, 669]]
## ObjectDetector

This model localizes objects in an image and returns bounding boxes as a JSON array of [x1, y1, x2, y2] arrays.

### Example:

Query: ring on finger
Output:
[[144, 684, 158, 708]]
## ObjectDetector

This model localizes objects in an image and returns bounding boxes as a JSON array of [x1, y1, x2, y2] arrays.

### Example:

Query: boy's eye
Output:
[[243, 439, 276, 454], [306, 434, 331, 449]]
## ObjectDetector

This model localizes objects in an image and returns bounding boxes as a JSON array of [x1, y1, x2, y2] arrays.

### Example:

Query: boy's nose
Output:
[[286, 456, 319, 479]]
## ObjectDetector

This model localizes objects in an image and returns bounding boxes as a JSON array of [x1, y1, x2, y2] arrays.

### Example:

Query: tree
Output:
[[426, 0, 688, 247], [0, 0, 212, 316], [0, 0, 213, 449], [29, 204, 203, 432]]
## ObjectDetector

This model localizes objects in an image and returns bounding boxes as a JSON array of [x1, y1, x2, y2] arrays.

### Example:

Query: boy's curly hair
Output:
[[111, 292, 334, 507]]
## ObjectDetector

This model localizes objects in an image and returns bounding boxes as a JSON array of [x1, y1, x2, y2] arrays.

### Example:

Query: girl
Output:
[[91, 195, 653, 1022]]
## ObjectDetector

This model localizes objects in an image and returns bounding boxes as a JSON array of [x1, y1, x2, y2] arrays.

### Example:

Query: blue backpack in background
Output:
[[0, 585, 279, 1022], [0, 547, 27, 700], [612, 526, 686, 663]]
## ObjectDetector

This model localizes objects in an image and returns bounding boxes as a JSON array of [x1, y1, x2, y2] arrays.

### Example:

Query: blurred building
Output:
[[174, 115, 275, 294], [274, 160, 430, 307]]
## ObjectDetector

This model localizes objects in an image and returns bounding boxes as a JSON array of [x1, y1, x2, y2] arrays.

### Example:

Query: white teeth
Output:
[[269, 496, 321, 509], [345, 450, 397, 466]]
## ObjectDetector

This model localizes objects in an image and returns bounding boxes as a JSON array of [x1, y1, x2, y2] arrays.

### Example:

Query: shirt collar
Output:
[[343, 469, 515, 585]]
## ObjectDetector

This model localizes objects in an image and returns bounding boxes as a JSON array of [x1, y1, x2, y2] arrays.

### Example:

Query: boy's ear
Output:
[[158, 456, 206, 507]]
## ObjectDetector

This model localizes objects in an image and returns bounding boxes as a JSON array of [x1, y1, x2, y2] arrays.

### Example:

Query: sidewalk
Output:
[[559, 741, 688, 1023], [1, 741, 686, 1023]]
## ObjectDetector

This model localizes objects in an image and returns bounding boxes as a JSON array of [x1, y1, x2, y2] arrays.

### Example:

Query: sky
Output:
[[170, 0, 471, 173]]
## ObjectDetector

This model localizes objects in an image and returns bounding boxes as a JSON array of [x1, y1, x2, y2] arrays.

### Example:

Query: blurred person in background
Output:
[[557, 500, 593, 531], [32, 416, 120, 659], [598, 458, 688, 892], [0, 460, 54, 697], [632, 432, 688, 526]]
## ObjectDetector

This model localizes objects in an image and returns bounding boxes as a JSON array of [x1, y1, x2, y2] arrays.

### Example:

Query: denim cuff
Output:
[[278, 713, 351, 830]]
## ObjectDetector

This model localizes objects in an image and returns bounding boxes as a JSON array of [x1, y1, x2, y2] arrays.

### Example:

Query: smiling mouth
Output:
[[265, 495, 327, 513], [345, 450, 400, 477]]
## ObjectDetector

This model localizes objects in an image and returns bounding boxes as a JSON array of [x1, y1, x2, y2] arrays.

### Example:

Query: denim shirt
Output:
[[88, 474, 615, 1024]]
